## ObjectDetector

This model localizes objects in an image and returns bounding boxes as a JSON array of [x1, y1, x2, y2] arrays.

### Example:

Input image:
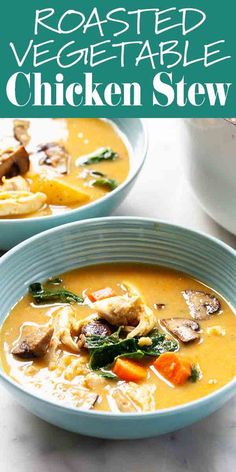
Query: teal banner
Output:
[[0, 0, 235, 117]]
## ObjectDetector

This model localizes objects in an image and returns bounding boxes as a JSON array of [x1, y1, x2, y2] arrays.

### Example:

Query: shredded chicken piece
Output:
[[126, 382, 156, 412], [1, 175, 29, 191], [48, 308, 98, 369], [93, 295, 141, 327], [127, 304, 156, 339], [112, 382, 156, 412], [48, 307, 80, 369], [111, 388, 137, 412], [53, 382, 99, 410], [50, 306, 80, 353], [48, 339, 62, 371], [0, 190, 46, 216], [93, 281, 156, 338]]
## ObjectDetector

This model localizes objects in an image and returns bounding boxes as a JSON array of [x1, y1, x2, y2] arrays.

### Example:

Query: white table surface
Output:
[[1, 118, 235, 472]]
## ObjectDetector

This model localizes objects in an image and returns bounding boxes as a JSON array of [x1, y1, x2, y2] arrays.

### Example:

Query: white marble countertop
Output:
[[1, 119, 235, 472]]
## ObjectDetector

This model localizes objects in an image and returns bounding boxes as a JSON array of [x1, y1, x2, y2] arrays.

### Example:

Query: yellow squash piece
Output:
[[28, 173, 90, 206], [0, 191, 46, 216]]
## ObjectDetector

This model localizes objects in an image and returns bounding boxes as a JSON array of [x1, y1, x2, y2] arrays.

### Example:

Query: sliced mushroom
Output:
[[79, 320, 113, 349], [183, 290, 221, 320], [36, 142, 70, 174], [81, 320, 113, 338], [11, 325, 54, 358], [13, 119, 30, 146], [161, 318, 200, 343], [0, 146, 30, 181]]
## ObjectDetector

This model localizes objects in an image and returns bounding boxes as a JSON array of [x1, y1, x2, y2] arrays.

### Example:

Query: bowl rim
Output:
[[0, 216, 236, 419], [0, 118, 148, 224]]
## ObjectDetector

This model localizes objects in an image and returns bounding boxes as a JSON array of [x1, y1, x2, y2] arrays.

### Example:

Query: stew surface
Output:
[[0, 119, 130, 218], [0, 263, 235, 413]]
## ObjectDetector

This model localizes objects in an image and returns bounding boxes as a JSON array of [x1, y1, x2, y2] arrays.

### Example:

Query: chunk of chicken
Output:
[[93, 282, 156, 338], [112, 382, 156, 412], [0, 190, 46, 216], [53, 382, 99, 410], [127, 304, 156, 339], [48, 307, 79, 370], [111, 388, 137, 412], [51, 306, 81, 354], [93, 293, 156, 338], [49, 308, 97, 370], [1, 176, 29, 192], [93, 295, 141, 327]]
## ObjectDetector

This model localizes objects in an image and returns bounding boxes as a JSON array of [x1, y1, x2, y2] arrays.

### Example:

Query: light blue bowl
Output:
[[0, 119, 147, 250], [0, 217, 236, 439]]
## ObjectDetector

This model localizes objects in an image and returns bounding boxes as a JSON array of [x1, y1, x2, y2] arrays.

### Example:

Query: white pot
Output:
[[181, 119, 236, 235]]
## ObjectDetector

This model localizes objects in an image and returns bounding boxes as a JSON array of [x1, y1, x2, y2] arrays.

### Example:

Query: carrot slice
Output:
[[153, 352, 192, 386], [87, 287, 115, 302], [113, 358, 147, 382]]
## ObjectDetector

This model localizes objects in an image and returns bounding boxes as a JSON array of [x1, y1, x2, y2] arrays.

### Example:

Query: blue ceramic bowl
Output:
[[0, 217, 235, 439], [0, 119, 147, 250]]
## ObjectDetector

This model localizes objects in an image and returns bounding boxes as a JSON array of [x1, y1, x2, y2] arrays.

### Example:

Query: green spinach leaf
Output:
[[86, 327, 179, 370], [98, 371, 118, 380], [190, 365, 200, 383], [83, 148, 118, 165], [29, 283, 84, 305], [89, 338, 138, 370], [142, 330, 179, 357], [90, 170, 105, 177], [92, 177, 117, 191]]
